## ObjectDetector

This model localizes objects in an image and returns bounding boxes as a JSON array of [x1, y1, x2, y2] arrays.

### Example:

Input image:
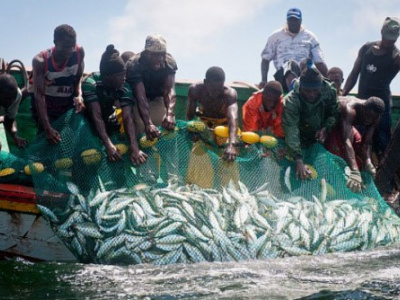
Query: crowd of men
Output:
[[0, 8, 399, 194]]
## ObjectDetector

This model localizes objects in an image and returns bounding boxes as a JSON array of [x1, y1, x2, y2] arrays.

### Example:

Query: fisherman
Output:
[[242, 81, 285, 138], [342, 17, 400, 160], [282, 62, 339, 180], [186, 66, 239, 161], [260, 7, 328, 92], [0, 74, 28, 151], [121, 51, 135, 64], [31, 24, 85, 144], [327, 67, 344, 96], [325, 96, 385, 192], [126, 34, 177, 139], [82, 44, 147, 165]]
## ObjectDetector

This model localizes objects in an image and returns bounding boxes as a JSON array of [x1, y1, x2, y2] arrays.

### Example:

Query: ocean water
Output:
[[1, 246, 400, 300]]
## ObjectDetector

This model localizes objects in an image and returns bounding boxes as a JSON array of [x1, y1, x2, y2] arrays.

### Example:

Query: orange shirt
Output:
[[242, 91, 284, 138]]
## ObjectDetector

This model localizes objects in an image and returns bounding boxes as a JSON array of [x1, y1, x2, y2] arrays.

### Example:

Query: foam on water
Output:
[[1, 245, 400, 299]]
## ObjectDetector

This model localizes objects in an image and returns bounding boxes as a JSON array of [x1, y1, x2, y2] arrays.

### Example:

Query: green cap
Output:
[[381, 17, 400, 41]]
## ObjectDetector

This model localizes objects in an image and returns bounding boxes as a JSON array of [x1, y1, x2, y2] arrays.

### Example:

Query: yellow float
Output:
[[260, 135, 278, 149], [81, 149, 102, 165], [139, 136, 158, 148], [24, 163, 45, 175]]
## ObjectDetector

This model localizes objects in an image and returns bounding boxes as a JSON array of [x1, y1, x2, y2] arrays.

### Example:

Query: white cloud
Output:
[[351, 0, 400, 34], [108, 0, 269, 58], [98, 0, 400, 91]]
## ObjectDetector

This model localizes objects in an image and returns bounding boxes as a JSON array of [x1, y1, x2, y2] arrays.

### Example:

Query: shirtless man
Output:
[[186, 66, 239, 161], [325, 96, 384, 192], [31, 24, 85, 144]]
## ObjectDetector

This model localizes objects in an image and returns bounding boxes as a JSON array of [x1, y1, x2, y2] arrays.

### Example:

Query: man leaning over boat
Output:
[[126, 34, 177, 141], [325, 96, 385, 193], [82, 44, 147, 166], [30, 24, 85, 144], [186, 66, 239, 162], [282, 61, 340, 181]]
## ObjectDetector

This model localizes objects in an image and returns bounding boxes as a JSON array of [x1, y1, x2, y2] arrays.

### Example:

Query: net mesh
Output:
[[1, 110, 399, 265]]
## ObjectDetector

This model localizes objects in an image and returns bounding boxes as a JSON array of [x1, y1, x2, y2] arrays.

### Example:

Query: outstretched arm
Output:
[[362, 120, 379, 176], [282, 95, 302, 160], [341, 105, 365, 192], [315, 62, 328, 77], [341, 109, 358, 171], [342, 48, 363, 96], [260, 59, 270, 89], [134, 82, 160, 140], [32, 54, 61, 144], [186, 85, 198, 121], [282, 95, 311, 180], [161, 73, 176, 130], [320, 89, 340, 139], [87, 102, 120, 161], [3, 89, 28, 148], [222, 88, 239, 162], [121, 105, 147, 165], [73, 47, 85, 113], [3, 116, 28, 148], [396, 54, 400, 71]]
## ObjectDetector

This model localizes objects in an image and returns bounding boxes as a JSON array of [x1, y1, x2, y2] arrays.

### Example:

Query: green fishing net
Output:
[[1, 109, 399, 264]]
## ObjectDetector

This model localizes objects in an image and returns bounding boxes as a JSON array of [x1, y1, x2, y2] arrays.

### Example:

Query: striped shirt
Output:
[[36, 45, 82, 118]]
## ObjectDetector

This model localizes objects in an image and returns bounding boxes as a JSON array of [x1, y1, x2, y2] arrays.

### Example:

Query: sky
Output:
[[1, 0, 400, 93]]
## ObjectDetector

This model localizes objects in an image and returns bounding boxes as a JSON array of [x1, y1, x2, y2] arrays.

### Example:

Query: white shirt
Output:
[[261, 26, 325, 71]]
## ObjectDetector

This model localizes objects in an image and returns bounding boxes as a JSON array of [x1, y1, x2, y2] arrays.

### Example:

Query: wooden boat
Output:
[[1, 60, 400, 262], [0, 183, 76, 261]]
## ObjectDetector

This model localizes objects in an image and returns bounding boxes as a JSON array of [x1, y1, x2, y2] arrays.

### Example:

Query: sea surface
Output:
[[1, 245, 400, 300]]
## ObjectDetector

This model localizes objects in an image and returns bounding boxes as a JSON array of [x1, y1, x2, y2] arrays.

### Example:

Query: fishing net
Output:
[[1, 110, 400, 264]]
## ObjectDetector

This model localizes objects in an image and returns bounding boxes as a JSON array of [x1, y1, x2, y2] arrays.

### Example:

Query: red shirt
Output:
[[242, 91, 284, 138]]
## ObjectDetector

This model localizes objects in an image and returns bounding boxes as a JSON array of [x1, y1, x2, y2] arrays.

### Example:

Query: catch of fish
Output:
[[36, 173, 400, 265]]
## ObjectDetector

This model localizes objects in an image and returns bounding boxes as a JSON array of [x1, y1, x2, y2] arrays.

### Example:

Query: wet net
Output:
[[1, 110, 400, 264]]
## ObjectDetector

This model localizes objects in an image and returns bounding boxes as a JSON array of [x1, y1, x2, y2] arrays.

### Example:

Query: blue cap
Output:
[[287, 8, 302, 20]]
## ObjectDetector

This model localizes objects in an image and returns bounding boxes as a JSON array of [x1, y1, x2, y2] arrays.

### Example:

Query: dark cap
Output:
[[99, 44, 126, 76], [287, 8, 302, 20], [381, 17, 400, 41]]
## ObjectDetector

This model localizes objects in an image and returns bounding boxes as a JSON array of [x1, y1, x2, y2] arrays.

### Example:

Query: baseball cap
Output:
[[381, 17, 400, 41], [145, 34, 167, 53], [287, 8, 302, 20]]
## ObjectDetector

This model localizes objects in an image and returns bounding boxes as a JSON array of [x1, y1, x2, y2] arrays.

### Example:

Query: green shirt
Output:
[[282, 79, 339, 158], [82, 72, 134, 125]]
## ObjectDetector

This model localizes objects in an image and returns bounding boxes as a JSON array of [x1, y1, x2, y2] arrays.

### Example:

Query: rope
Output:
[[0, 58, 5, 74], [6, 59, 28, 88]]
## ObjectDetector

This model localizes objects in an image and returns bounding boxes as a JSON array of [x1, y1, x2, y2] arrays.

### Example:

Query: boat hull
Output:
[[0, 184, 76, 262]]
